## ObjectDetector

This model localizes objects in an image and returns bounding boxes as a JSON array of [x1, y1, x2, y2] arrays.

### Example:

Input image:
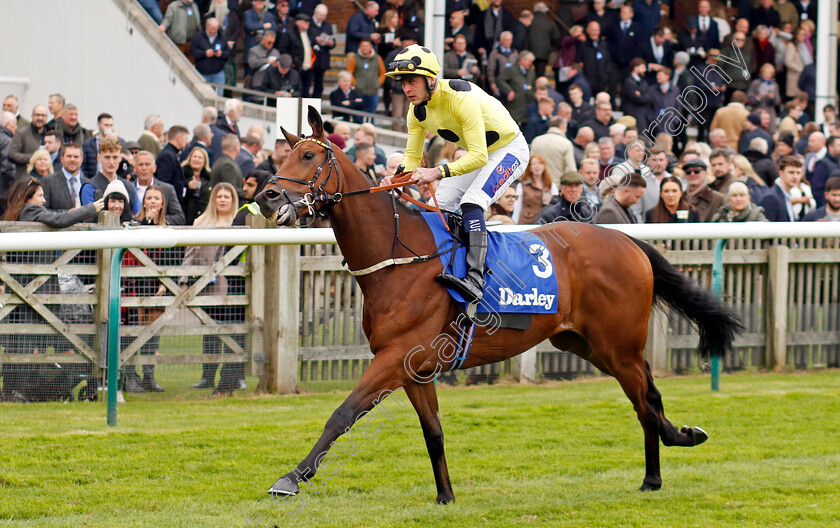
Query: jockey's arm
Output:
[[438, 95, 488, 177]]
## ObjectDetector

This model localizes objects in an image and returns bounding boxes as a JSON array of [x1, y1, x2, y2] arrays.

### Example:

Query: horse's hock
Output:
[[1, 218, 839, 399]]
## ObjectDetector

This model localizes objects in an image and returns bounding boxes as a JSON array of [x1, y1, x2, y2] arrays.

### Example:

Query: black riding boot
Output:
[[436, 230, 488, 305], [142, 365, 164, 392]]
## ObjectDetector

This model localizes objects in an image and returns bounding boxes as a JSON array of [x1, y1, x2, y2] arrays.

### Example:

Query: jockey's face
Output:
[[401, 76, 430, 105]]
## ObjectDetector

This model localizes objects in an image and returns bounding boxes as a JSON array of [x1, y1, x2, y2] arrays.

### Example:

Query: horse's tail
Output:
[[629, 237, 744, 358]]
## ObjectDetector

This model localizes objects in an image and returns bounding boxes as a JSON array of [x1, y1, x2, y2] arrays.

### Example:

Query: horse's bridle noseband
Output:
[[268, 137, 343, 222]]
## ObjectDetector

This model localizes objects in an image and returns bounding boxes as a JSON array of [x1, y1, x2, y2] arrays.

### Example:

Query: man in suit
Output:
[[759, 156, 803, 221], [576, 21, 613, 96], [620, 58, 653, 133], [155, 125, 190, 207], [595, 172, 646, 224], [210, 99, 242, 162], [42, 143, 91, 212], [236, 133, 263, 177], [308, 3, 335, 99], [497, 51, 537, 126], [683, 159, 725, 222], [695, 0, 720, 48], [640, 27, 674, 85], [475, 0, 516, 57], [806, 136, 839, 208], [606, 4, 643, 84], [132, 150, 186, 224], [648, 68, 679, 137], [210, 133, 245, 202]]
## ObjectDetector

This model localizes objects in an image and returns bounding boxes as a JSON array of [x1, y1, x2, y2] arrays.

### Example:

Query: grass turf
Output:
[[1, 370, 839, 527]]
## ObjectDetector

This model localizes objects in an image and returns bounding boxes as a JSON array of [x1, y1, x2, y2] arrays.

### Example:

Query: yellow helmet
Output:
[[385, 44, 441, 80]]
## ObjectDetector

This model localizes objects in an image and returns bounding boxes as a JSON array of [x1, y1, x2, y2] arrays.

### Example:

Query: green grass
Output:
[[2, 371, 840, 527]]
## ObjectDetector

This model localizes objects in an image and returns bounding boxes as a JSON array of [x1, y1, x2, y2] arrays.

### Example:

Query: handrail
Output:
[[2, 223, 840, 252]]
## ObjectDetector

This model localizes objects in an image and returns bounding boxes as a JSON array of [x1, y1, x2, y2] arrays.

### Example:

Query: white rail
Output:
[[1, 223, 840, 251]]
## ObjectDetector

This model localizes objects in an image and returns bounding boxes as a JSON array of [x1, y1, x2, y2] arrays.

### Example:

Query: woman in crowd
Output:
[[732, 154, 769, 202], [103, 180, 134, 223], [784, 26, 813, 99], [512, 155, 557, 224], [485, 186, 516, 225], [181, 146, 212, 225], [181, 183, 240, 393], [747, 64, 781, 132], [4, 177, 102, 226], [646, 176, 699, 223], [711, 182, 768, 222], [26, 149, 54, 179]]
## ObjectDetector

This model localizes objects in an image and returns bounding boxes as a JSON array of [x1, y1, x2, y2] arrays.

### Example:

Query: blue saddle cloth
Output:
[[421, 212, 558, 315]]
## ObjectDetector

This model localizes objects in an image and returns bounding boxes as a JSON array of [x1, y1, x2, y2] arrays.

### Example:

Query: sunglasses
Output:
[[684, 168, 704, 175]]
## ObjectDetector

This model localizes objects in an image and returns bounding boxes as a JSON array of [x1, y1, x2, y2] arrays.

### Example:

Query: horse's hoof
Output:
[[639, 479, 662, 492], [683, 425, 709, 446], [436, 493, 455, 504], [267, 476, 299, 496]]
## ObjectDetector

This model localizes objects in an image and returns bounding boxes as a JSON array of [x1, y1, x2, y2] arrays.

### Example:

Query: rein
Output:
[[273, 136, 451, 276]]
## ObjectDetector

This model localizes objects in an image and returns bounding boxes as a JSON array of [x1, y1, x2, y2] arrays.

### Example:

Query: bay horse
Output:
[[256, 107, 742, 503]]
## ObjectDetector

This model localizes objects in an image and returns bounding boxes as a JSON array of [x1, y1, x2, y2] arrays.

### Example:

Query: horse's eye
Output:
[[303, 151, 315, 160]]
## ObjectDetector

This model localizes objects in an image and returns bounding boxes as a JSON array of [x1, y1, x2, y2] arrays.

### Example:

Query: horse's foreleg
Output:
[[268, 354, 408, 497], [404, 380, 454, 504]]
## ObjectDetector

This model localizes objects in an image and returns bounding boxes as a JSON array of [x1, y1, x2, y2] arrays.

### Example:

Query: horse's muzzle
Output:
[[256, 188, 300, 225]]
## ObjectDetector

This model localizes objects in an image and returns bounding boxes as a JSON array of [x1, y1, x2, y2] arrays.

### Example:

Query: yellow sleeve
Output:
[[401, 107, 426, 172], [442, 95, 488, 176]]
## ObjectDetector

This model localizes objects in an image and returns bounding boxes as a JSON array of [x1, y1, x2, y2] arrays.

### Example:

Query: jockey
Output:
[[381, 44, 529, 305]]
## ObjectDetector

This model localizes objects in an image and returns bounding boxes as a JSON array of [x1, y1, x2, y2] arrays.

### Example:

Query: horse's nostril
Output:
[[266, 189, 280, 200]]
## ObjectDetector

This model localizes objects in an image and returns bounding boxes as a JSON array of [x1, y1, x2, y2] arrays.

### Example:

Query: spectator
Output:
[[206, 0, 240, 63], [158, 0, 202, 58], [46, 93, 65, 131], [91, 136, 138, 214], [578, 157, 602, 210], [576, 21, 612, 97], [181, 147, 212, 225], [708, 128, 735, 156], [82, 113, 123, 179], [41, 143, 89, 211], [260, 54, 303, 99], [275, 0, 295, 43], [26, 150, 54, 179], [137, 0, 163, 24], [582, 101, 614, 141], [607, 4, 643, 83], [585, 0, 614, 30], [784, 26, 813, 99], [807, 135, 840, 208], [3, 177, 103, 226], [444, 10, 474, 52], [210, 99, 242, 163], [721, 32, 755, 100], [308, 4, 336, 99], [528, 2, 561, 78], [648, 68, 679, 137], [793, 0, 817, 22], [138, 115, 164, 157], [243, 0, 278, 69], [378, 10, 403, 70], [752, 25, 775, 74], [633, 0, 661, 39], [646, 175, 700, 223], [191, 17, 230, 96], [443, 34, 480, 81], [497, 51, 536, 126], [731, 154, 768, 203], [347, 39, 385, 121], [9, 105, 48, 177], [739, 112, 774, 154], [102, 179, 133, 223], [620, 58, 653, 133], [694, 0, 721, 48], [346, 124, 387, 166], [210, 134, 245, 201], [353, 142, 378, 184], [278, 14, 315, 96], [619, 139, 659, 222], [711, 181, 769, 222], [683, 159, 725, 222], [512, 154, 557, 224], [530, 116, 576, 186], [708, 149, 739, 195], [790, 171, 817, 220], [523, 97, 555, 144], [678, 18, 709, 70], [511, 10, 532, 53], [572, 126, 594, 166], [485, 186, 516, 225], [0, 112, 17, 198], [744, 137, 779, 186], [43, 131, 63, 172], [181, 183, 240, 393], [133, 150, 186, 225], [538, 170, 594, 224], [475, 0, 516, 58], [329, 71, 365, 123], [236, 133, 263, 177], [758, 156, 803, 221], [256, 138, 291, 174], [710, 91, 750, 151], [750, 0, 781, 30], [346, 1, 381, 56], [802, 177, 840, 221], [640, 27, 674, 86], [155, 125, 190, 206], [595, 172, 646, 224], [182, 123, 214, 164], [53, 104, 91, 145], [248, 31, 281, 93], [486, 31, 519, 97], [567, 83, 594, 123], [747, 64, 781, 133], [2, 95, 26, 129]]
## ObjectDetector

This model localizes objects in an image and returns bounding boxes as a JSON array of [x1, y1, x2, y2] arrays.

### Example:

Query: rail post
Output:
[[107, 247, 127, 426], [710, 238, 726, 391]]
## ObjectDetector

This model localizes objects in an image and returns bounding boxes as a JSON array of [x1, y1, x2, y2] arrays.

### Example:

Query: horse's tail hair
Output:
[[629, 237, 744, 358]]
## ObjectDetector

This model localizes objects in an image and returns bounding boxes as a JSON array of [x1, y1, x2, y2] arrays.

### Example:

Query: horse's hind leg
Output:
[[404, 381, 455, 504], [644, 362, 709, 447]]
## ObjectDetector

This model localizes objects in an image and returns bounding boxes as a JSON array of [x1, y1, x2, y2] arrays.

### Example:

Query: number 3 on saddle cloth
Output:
[[421, 212, 559, 369]]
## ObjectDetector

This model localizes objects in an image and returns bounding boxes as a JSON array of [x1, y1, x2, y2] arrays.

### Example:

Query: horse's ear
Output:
[[307, 105, 324, 138], [281, 127, 300, 148]]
